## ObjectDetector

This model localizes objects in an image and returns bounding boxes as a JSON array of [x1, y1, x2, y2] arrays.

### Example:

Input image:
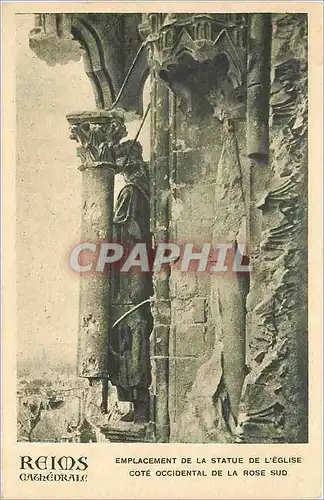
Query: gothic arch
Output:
[[71, 18, 115, 109]]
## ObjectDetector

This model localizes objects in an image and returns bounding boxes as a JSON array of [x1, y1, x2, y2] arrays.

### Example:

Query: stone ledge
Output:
[[100, 421, 155, 442]]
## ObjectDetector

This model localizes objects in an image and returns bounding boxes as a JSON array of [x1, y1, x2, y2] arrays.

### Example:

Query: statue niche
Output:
[[178, 117, 249, 443], [108, 140, 153, 424]]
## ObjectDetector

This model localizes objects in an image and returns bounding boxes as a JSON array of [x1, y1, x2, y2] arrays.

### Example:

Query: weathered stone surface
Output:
[[169, 356, 208, 441], [192, 298, 206, 323], [175, 346, 236, 443], [176, 324, 206, 357], [239, 13, 308, 443], [29, 14, 83, 65], [169, 271, 197, 299]]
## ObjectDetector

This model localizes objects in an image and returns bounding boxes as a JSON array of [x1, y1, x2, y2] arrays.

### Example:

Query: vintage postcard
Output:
[[1, 1, 323, 499]]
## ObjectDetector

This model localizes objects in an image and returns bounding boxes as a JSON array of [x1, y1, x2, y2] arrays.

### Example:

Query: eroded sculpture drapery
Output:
[[29, 12, 308, 443], [238, 13, 308, 444]]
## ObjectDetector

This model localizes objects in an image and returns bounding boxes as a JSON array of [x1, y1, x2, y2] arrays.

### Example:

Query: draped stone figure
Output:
[[109, 141, 153, 423]]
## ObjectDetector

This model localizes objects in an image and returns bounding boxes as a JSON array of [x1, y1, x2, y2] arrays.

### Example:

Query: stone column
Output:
[[67, 110, 127, 415], [151, 80, 171, 442], [247, 14, 272, 163], [247, 14, 272, 254]]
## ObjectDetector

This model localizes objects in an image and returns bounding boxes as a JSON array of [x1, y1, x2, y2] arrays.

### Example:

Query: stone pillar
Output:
[[247, 14, 272, 254], [67, 110, 127, 415], [151, 80, 171, 442], [247, 14, 272, 163]]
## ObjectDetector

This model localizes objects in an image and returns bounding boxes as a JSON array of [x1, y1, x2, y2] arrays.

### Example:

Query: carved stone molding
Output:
[[100, 421, 154, 442], [29, 14, 148, 112]]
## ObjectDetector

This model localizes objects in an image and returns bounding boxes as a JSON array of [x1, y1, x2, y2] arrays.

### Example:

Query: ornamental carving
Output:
[[139, 13, 247, 116], [66, 110, 127, 170]]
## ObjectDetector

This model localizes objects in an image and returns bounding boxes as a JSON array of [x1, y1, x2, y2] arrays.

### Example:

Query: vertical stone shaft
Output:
[[220, 273, 248, 419], [67, 111, 127, 395], [79, 166, 115, 381], [149, 70, 157, 235], [211, 120, 248, 423], [247, 14, 272, 254], [151, 80, 171, 442], [247, 13, 272, 162]]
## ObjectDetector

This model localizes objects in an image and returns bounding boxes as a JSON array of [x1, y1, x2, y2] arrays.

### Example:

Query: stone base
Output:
[[100, 421, 155, 442]]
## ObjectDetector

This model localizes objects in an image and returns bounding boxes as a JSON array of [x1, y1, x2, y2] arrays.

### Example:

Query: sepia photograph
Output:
[[15, 10, 309, 446], [2, 2, 323, 498]]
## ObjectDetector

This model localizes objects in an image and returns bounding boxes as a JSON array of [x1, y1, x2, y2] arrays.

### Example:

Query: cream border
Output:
[[1, 3, 323, 499]]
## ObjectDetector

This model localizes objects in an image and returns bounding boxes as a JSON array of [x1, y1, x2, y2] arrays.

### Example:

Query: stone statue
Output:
[[109, 140, 153, 424]]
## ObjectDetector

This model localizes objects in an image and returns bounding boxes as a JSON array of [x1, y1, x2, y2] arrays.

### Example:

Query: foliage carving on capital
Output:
[[66, 110, 128, 171]]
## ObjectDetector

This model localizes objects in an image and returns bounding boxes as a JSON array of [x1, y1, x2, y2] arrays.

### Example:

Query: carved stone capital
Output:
[[29, 14, 83, 65], [66, 110, 128, 171]]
